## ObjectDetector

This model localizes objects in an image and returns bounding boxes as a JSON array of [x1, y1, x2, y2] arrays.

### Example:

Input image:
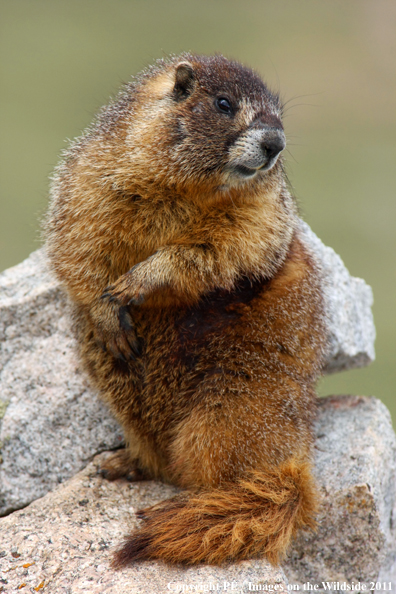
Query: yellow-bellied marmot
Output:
[[45, 53, 328, 567]]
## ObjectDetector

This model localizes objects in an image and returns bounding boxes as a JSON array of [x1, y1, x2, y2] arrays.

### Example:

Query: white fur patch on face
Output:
[[239, 98, 256, 127], [238, 97, 280, 127]]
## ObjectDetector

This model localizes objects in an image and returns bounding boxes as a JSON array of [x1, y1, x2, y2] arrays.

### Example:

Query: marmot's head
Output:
[[102, 54, 286, 195]]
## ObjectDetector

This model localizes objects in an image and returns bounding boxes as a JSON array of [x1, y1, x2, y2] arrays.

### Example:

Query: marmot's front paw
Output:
[[93, 301, 141, 362], [101, 262, 152, 306]]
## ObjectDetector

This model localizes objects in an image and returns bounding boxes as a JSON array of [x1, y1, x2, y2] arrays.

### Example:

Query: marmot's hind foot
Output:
[[97, 449, 149, 482]]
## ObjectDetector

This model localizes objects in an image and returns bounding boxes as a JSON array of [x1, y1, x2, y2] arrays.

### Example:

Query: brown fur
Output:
[[45, 53, 328, 566]]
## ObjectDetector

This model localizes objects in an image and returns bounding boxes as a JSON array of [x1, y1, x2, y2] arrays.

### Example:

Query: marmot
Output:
[[45, 53, 328, 567]]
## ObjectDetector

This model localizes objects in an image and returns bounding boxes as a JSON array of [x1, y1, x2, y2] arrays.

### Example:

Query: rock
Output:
[[298, 221, 376, 373], [0, 250, 123, 516], [0, 452, 288, 594], [285, 395, 396, 588], [0, 224, 375, 515]]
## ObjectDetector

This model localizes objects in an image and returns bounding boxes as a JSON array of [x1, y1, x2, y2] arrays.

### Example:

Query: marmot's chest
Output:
[[135, 275, 272, 375], [176, 276, 270, 345]]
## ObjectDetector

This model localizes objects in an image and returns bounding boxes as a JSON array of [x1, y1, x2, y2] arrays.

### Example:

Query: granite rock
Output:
[[286, 395, 396, 589], [0, 224, 375, 515], [298, 221, 375, 373], [0, 250, 123, 516]]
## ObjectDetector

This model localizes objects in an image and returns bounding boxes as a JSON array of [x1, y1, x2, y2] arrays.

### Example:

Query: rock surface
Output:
[[0, 396, 394, 593], [0, 453, 288, 594], [298, 221, 375, 373], [286, 395, 396, 586], [0, 250, 123, 516], [0, 224, 376, 516]]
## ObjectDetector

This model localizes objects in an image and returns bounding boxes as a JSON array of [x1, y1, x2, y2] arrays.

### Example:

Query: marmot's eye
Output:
[[215, 97, 233, 115]]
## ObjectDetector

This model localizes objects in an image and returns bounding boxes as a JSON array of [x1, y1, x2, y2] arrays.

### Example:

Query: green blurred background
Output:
[[1, 0, 395, 423]]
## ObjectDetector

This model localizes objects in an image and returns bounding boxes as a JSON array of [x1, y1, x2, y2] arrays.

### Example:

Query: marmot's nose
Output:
[[260, 132, 286, 162]]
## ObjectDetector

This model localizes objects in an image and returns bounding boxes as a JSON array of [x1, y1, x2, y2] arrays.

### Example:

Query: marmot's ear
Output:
[[173, 62, 196, 100]]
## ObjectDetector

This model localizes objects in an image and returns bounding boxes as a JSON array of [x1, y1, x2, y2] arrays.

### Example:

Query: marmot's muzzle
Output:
[[228, 126, 286, 178]]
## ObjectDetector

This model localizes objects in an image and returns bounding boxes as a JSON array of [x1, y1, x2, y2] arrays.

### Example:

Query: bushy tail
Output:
[[113, 459, 317, 567]]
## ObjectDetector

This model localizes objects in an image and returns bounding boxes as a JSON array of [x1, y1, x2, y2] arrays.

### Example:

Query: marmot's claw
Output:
[[100, 287, 114, 299], [128, 337, 142, 358], [100, 277, 147, 307], [97, 467, 110, 479], [135, 509, 148, 520], [100, 290, 118, 304], [94, 302, 142, 361], [107, 331, 141, 362], [118, 306, 142, 358]]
